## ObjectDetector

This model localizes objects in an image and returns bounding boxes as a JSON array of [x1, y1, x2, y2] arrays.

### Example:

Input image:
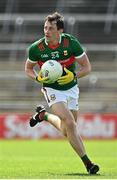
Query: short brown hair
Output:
[[45, 12, 64, 30]]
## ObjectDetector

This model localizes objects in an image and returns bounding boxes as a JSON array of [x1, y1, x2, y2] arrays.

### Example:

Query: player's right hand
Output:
[[36, 70, 49, 83]]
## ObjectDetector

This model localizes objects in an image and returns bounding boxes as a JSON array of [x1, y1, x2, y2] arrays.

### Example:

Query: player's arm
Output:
[[75, 53, 91, 79], [25, 59, 49, 83], [25, 59, 38, 80], [25, 43, 49, 83], [71, 36, 91, 78]]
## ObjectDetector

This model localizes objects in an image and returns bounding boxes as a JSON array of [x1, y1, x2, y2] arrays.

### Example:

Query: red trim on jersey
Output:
[[48, 43, 60, 49], [38, 61, 44, 67], [58, 56, 75, 67], [38, 43, 45, 51], [63, 38, 69, 48], [48, 38, 69, 49], [37, 56, 76, 68]]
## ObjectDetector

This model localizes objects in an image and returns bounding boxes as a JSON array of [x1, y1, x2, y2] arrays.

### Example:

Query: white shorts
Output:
[[41, 85, 79, 110]]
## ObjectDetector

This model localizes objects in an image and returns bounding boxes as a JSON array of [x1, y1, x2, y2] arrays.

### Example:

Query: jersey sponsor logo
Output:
[[41, 54, 49, 58], [51, 51, 59, 59]]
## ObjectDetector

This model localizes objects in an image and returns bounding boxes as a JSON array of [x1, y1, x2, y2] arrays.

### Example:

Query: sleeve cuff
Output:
[[75, 52, 86, 59], [27, 58, 38, 63]]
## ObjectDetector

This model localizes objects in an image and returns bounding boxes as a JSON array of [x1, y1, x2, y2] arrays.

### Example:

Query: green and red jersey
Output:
[[28, 33, 85, 90]]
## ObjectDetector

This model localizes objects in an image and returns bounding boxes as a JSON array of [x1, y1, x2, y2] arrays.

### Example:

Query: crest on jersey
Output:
[[64, 50, 68, 56]]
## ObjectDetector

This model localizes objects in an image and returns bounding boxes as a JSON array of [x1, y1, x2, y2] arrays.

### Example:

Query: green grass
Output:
[[0, 139, 117, 179]]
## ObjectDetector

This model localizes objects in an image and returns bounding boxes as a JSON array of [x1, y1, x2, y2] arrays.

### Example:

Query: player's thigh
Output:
[[50, 102, 75, 122]]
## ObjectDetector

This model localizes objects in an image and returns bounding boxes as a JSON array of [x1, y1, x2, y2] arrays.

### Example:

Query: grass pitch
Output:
[[0, 139, 117, 179]]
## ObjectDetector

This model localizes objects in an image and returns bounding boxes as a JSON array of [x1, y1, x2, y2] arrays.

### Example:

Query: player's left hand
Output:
[[57, 67, 74, 85]]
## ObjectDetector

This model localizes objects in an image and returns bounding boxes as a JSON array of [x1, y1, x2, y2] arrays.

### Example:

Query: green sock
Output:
[[44, 113, 49, 121]]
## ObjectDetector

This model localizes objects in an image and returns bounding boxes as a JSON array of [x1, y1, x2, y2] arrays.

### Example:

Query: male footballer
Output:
[[25, 12, 100, 174]]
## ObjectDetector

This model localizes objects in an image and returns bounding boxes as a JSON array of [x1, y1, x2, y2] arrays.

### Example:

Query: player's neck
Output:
[[49, 33, 61, 46], [49, 37, 60, 46]]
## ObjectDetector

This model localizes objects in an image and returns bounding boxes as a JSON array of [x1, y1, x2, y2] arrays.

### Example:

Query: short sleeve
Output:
[[27, 44, 38, 62], [71, 37, 85, 58]]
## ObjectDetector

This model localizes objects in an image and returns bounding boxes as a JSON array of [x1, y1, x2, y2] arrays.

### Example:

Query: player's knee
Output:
[[64, 116, 76, 129], [61, 125, 67, 137], [62, 128, 67, 137]]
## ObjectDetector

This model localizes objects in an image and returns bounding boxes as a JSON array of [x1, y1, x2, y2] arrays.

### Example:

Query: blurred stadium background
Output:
[[0, 0, 117, 139], [0, 1, 117, 178]]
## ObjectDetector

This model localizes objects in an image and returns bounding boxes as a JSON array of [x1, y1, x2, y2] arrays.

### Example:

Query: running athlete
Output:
[[25, 12, 99, 174]]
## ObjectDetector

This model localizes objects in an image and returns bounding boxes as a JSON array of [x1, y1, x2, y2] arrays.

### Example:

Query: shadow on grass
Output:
[[48, 172, 101, 177], [65, 172, 101, 176]]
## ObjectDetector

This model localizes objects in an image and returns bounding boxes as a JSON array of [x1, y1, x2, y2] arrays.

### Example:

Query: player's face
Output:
[[44, 20, 61, 43]]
